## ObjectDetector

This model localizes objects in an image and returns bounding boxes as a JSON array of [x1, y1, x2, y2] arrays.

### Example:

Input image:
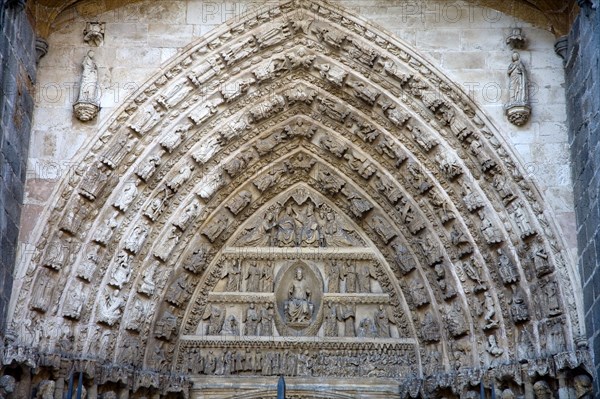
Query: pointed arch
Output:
[[8, 0, 589, 395]]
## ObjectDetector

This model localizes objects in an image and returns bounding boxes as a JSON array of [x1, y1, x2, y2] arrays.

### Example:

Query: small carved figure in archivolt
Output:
[[109, 252, 132, 289], [202, 213, 229, 242], [62, 283, 86, 320], [469, 138, 496, 172], [227, 191, 252, 215], [97, 288, 125, 326], [174, 200, 201, 231], [92, 212, 119, 246], [409, 277, 429, 308], [136, 153, 161, 181], [167, 164, 194, 192], [139, 262, 159, 296], [482, 291, 499, 329], [77, 245, 100, 281], [450, 224, 472, 257], [486, 334, 504, 357], [421, 311, 441, 343], [30, 268, 54, 312], [160, 125, 188, 153], [460, 181, 484, 212], [113, 180, 138, 212], [124, 221, 149, 254], [479, 210, 503, 245], [129, 103, 163, 136], [391, 242, 416, 274], [510, 285, 530, 323], [497, 247, 519, 284]]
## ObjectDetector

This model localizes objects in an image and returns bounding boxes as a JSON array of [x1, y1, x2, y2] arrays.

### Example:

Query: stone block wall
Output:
[[0, 1, 36, 334], [565, 3, 600, 394]]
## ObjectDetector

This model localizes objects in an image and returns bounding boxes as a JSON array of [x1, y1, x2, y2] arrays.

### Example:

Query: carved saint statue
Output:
[[223, 260, 241, 292], [113, 180, 138, 212], [243, 303, 260, 336], [97, 289, 125, 326], [93, 211, 119, 246], [327, 261, 342, 293], [258, 303, 274, 336], [244, 261, 261, 292], [340, 261, 357, 294], [505, 51, 531, 125], [109, 252, 132, 289], [508, 52, 528, 104], [136, 154, 161, 181], [323, 301, 338, 337], [260, 262, 274, 293], [374, 305, 395, 338], [73, 50, 100, 121], [203, 306, 225, 336], [285, 267, 314, 325]]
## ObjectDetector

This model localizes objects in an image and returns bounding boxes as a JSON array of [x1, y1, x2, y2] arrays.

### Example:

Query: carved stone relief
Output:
[[7, 1, 587, 395]]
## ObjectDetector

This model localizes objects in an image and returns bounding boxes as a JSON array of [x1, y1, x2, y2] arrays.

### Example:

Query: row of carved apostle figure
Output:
[[202, 302, 394, 338], [220, 259, 379, 294]]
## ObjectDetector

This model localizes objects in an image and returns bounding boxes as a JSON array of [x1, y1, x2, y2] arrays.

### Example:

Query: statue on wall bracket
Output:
[[505, 51, 531, 126], [73, 50, 101, 121]]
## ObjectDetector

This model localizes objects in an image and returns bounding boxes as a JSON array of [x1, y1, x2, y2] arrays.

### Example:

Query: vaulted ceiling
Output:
[[29, 0, 578, 38]]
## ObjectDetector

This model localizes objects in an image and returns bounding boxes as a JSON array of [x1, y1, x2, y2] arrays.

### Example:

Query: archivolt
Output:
[[9, 0, 588, 394]]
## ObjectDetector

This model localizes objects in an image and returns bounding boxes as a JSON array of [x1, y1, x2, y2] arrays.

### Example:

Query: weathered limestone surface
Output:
[[565, 2, 600, 395], [0, 1, 36, 335]]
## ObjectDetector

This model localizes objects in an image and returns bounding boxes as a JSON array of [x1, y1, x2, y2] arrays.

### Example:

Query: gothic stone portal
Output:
[[6, 0, 591, 397]]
